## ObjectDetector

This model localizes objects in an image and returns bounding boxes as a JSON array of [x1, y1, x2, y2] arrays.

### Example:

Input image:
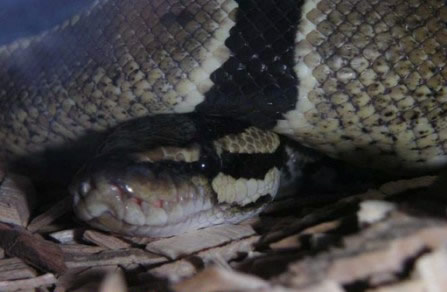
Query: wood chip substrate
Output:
[[0, 167, 447, 292]]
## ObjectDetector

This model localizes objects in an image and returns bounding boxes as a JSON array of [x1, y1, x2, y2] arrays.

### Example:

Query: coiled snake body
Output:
[[0, 0, 446, 236]]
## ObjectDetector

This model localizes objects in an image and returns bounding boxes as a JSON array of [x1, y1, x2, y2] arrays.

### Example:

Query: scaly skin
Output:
[[1, 0, 447, 172], [0, 0, 238, 156], [0, 0, 447, 236], [275, 0, 447, 171]]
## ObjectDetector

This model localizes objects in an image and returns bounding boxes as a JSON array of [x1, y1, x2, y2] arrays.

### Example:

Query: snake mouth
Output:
[[70, 162, 224, 237], [70, 159, 279, 237]]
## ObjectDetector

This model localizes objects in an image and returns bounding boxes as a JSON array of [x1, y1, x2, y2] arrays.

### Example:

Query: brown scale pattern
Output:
[[277, 0, 447, 170], [214, 127, 281, 154], [0, 0, 237, 156], [2, 0, 447, 173]]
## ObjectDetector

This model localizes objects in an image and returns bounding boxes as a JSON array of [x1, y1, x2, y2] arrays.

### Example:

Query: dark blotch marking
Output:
[[219, 147, 285, 180], [160, 10, 194, 28], [197, 0, 303, 129]]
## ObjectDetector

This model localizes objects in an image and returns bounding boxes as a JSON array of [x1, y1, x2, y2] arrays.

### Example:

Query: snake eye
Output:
[[194, 152, 221, 176]]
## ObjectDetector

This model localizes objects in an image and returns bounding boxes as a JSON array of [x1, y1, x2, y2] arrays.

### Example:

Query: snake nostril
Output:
[[78, 181, 91, 196]]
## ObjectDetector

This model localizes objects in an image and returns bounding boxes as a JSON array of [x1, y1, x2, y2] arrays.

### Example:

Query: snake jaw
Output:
[[70, 163, 222, 236], [72, 173, 171, 227], [70, 163, 271, 237]]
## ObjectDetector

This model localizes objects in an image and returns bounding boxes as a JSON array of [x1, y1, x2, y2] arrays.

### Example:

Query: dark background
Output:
[[0, 0, 94, 45]]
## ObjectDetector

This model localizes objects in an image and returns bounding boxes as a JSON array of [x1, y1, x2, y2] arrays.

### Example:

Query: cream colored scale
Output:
[[276, 0, 447, 171], [0, 0, 238, 156]]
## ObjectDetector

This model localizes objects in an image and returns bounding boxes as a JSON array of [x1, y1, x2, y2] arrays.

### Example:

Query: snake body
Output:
[[1, 0, 447, 236]]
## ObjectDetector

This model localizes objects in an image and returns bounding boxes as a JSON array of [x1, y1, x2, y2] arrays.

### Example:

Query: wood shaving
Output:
[[48, 229, 78, 244], [0, 174, 35, 227], [83, 230, 131, 250], [0, 273, 56, 291], [65, 248, 166, 268], [416, 246, 447, 291], [27, 196, 72, 233], [146, 224, 256, 260], [0, 223, 66, 274], [378, 176, 437, 195], [275, 215, 447, 288], [366, 280, 424, 292], [55, 266, 116, 292], [357, 200, 396, 225], [0, 258, 36, 281], [173, 266, 269, 292], [294, 281, 344, 292], [149, 235, 259, 281], [99, 268, 127, 292], [0, 172, 445, 291], [59, 244, 105, 255]]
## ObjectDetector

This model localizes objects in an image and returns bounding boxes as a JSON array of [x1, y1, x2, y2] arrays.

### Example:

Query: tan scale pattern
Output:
[[0, 0, 237, 156], [275, 0, 447, 171], [133, 144, 201, 163], [211, 167, 281, 206], [214, 127, 281, 154]]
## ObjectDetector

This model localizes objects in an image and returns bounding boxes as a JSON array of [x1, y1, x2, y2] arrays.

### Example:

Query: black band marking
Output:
[[219, 150, 284, 180], [197, 0, 303, 128]]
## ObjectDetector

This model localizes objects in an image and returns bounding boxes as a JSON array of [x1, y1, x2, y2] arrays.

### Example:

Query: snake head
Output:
[[70, 143, 282, 237], [70, 115, 283, 237], [70, 146, 228, 237]]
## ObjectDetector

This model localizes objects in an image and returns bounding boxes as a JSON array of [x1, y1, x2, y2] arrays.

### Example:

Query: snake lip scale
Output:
[[1, 0, 447, 236], [72, 175, 220, 237]]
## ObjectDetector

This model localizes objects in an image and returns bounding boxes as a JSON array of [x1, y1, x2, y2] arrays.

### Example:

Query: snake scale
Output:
[[0, 0, 446, 236]]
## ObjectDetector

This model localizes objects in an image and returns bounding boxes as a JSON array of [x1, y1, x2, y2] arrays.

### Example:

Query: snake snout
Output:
[[70, 162, 219, 237], [71, 174, 127, 227], [77, 181, 92, 197]]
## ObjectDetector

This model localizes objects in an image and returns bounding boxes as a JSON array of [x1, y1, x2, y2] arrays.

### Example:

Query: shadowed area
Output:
[[0, 0, 94, 45]]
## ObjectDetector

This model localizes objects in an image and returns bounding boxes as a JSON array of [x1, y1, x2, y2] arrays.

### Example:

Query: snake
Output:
[[0, 0, 446, 237]]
